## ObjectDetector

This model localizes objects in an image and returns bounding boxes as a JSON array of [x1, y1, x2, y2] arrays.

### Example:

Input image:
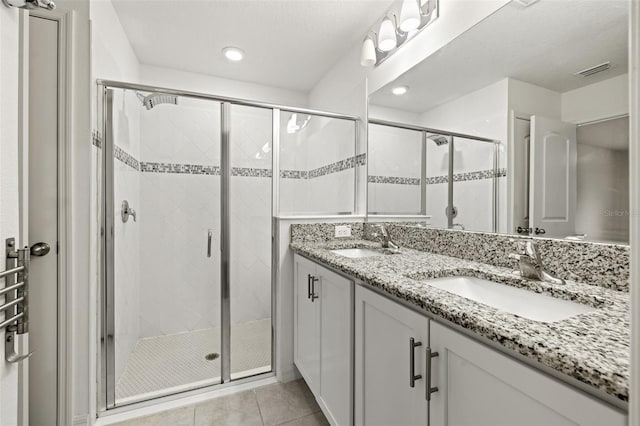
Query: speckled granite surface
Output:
[[363, 224, 630, 291], [290, 225, 630, 404]]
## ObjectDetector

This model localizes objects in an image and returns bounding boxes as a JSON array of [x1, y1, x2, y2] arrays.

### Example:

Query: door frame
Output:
[[18, 7, 75, 426]]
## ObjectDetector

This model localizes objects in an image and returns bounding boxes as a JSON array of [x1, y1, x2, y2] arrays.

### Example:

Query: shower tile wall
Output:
[[138, 98, 221, 338], [113, 90, 142, 382], [280, 114, 357, 214], [368, 124, 421, 214]]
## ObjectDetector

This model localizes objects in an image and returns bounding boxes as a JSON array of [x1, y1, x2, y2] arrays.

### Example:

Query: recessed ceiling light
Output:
[[222, 47, 244, 62], [392, 86, 409, 96]]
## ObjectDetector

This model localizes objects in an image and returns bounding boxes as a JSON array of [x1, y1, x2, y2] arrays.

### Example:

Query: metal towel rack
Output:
[[1, 238, 32, 363]]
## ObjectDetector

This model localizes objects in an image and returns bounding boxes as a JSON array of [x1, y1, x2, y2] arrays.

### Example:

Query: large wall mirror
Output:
[[368, 0, 629, 244]]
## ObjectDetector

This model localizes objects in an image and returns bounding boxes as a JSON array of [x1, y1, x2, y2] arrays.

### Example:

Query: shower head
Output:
[[427, 134, 449, 146], [136, 92, 178, 110]]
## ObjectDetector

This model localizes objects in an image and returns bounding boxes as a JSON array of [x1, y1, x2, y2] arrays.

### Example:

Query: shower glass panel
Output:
[[451, 137, 497, 232], [279, 112, 357, 214], [425, 133, 450, 228], [368, 123, 422, 214], [107, 88, 223, 405], [228, 104, 273, 379]]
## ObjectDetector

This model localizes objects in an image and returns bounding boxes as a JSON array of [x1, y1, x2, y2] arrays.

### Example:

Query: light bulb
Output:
[[399, 0, 421, 32], [377, 17, 397, 52], [360, 37, 376, 67], [222, 47, 244, 62], [392, 86, 408, 96], [287, 114, 299, 134]]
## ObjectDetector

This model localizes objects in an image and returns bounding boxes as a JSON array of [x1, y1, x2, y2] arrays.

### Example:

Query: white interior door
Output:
[[512, 117, 531, 234], [28, 14, 59, 426], [530, 116, 577, 238]]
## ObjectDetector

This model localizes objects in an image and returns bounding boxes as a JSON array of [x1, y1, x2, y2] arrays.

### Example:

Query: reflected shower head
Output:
[[136, 92, 178, 110], [427, 134, 449, 146]]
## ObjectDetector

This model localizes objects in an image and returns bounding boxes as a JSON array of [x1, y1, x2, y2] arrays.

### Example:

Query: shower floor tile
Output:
[[116, 318, 272, 403]]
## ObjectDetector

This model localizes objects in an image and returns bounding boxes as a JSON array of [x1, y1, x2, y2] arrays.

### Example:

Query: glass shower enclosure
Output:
[[97, 81, 360, 410], [367, 119, 500, 232], [98, 83, 274, 408]]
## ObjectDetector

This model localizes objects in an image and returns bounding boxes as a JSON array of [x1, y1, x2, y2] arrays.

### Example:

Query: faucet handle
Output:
[[508, 253, 523, 261]]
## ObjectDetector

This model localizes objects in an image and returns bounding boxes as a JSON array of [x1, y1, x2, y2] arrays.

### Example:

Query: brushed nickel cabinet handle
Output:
[[310, 276, 319, 302], [426, 347, 439, 400], [409, 337, 423, 388]]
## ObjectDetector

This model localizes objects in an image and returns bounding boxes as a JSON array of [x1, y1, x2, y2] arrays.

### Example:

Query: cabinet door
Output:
[[355, 286, 429, 426], [430, 321, 627, 426], [294, 255, 321, 394], [318, 265, 353, 426]]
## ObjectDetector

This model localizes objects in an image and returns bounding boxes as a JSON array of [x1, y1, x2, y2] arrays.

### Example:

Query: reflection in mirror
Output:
[[368, 0, 629, 243]]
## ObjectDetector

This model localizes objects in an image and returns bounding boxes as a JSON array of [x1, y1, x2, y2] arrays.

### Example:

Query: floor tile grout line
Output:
[[254, 388, 267, 426]]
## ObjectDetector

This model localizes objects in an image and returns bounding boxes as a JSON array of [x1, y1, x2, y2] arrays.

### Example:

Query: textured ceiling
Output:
[[112, 0, 394, 91], [371, 0, 628, 113]]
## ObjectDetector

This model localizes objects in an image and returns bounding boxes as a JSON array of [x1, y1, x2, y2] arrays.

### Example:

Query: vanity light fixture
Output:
[[399, 0, 421, 32], [222, 46, 245, 62], [360, 0, 439, 68], [392, 86, 409, 96], [360, 35, 377, 67], [378, 15, 398, 52]]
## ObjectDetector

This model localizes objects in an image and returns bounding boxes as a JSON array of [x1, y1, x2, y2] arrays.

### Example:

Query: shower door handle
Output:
[[207, 230, 212, 258]]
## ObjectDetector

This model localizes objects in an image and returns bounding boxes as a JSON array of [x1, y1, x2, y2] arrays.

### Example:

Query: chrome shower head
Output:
[[136, 92, 178, 110], [427, 134, 449, 146]]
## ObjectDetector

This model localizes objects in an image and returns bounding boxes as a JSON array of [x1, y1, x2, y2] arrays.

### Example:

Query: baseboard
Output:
[[276, 364, 301, 383], [73, 414, 90, 426]]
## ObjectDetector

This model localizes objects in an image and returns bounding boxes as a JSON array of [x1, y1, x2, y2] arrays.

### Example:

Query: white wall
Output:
[[508, 78, 561, 119], [0, 6, 22, 426], [562, 73, 629, 124], [368, 104, 421, 124], [139, 65, 307, 108], [629, 4, 639, 425], [576, 143, 629, 243]]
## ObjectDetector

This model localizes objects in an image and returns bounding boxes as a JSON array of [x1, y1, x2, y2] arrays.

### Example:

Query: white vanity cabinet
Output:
[[354, 285, 430, 426], [294, 254, 353, 426], [354, 285, 627, 426]]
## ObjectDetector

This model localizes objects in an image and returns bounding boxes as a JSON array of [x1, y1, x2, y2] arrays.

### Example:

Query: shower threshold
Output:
[[115, 318, 272, 405]]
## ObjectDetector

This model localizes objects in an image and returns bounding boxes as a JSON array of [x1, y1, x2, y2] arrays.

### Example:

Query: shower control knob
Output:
[[30, 242, 50, 257]]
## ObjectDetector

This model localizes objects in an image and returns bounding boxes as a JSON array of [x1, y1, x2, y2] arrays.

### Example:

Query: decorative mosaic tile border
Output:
[[369, 168, 508, 186], [306, 153, 367, 179], [368, 175, 421, 185], [140, 162, 220, 175], [114, 146, 140, 171], [280, 170, 309, 179], [92, 130, 102, 149], [232, 167, 272, 178]]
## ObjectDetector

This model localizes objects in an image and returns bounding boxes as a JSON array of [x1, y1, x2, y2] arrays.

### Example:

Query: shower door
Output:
[[101, 85, 273, 409]]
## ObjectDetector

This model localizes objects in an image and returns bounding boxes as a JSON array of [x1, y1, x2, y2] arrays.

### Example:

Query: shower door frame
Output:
[[98, 80, 360, 412]]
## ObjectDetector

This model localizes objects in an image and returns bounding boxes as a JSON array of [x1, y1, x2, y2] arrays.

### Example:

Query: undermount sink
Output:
[[330, 248, 386, 258], [421, 276, 596, 323]]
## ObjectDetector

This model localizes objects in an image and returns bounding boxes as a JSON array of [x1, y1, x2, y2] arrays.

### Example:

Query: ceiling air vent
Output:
[[574, 62, 611, 77]]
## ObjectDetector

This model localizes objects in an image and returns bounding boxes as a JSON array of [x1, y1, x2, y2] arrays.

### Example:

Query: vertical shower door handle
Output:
[[207, 230, 212, 258]]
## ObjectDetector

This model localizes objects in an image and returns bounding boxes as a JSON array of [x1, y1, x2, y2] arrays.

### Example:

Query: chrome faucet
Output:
[[509, 240, 565, 285], [375, 224, 400, 252]]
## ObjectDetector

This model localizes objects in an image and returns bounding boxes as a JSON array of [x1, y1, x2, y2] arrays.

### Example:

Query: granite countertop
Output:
[[290, 238, 630, 404]]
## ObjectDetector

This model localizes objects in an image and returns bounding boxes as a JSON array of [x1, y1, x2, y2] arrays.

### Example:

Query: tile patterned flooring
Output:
[[114, 380, 329, 426], [116, 319, 272, 402]]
